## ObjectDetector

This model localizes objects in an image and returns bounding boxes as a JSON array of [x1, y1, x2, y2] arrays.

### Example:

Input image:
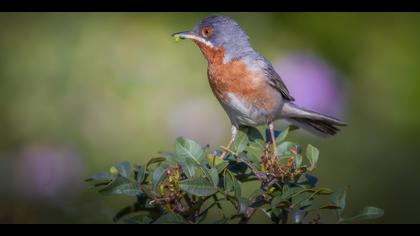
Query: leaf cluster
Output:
[[86, 126, 383, 224]]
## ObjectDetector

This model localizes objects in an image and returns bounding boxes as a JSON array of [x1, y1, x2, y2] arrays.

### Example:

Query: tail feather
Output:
[[282, 102, 347, 137]]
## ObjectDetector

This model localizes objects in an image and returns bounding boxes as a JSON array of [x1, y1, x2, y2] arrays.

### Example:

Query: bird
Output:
[[172, 15, 346, 157]]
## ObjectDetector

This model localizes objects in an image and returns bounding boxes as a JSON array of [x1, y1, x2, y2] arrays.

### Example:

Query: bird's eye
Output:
[[201, 27, 213, 38]]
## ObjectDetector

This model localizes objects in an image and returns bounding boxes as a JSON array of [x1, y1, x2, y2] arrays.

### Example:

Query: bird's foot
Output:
[[272, 144, 278, 158], [268, 123, 278, 162]]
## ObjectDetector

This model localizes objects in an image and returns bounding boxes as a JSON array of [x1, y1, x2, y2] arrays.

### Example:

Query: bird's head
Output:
[[173, 16, 254, 64]]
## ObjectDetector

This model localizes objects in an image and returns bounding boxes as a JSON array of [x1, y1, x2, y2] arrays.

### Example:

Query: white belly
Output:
[[221, 92, 270, 127]]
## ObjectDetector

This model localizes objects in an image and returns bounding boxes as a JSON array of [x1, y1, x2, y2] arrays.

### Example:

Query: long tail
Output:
[[281, 102, 347, 137]]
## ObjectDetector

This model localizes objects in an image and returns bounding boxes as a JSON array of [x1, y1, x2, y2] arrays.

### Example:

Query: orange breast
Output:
[[192, 40, 281, 124], [207, 58, 279, 113]]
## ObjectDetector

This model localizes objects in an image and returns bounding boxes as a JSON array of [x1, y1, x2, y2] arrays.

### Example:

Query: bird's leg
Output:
[[268, 122, 277, 159], [219, 125, 238, 159]]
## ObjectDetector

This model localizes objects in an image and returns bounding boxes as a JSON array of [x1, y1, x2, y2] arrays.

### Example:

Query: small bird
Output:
[[173, 16, 346, 156]]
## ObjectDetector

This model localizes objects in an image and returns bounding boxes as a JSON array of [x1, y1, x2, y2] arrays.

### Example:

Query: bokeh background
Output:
[[1, 12, 420, 223]]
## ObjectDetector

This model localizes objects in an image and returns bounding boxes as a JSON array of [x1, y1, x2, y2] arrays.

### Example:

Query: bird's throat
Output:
[[194, 40, 226, 65]]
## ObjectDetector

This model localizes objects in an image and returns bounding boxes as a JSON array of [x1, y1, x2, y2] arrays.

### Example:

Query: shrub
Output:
[[86, 126, 383, 224]]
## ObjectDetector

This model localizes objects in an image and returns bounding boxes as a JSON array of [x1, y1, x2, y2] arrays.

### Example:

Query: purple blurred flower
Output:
[[274, 52, 347, 118], [13, 144, 85, 203]]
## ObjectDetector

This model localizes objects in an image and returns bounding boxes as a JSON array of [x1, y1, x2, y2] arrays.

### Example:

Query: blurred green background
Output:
[[1, 12, 420, 223]]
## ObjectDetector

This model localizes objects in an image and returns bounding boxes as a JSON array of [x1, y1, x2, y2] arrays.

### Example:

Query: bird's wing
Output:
[[258, 55, 295, 101]]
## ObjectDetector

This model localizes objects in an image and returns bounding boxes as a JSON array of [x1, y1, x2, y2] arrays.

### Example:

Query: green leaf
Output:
[[271, 185, 332, 210], [319, 205, 342, 210], [271, 195, 291, 215], [330, 189, 347, 217], [277, 141, 300, 156], [152, 166, 167, 191], [223, 170, 235, 193], [295, 154, 303, 169], [208, 154, 224, 167], [179, 158, 197, 179], [215, 161, 229, 174], [238, 126, 264, 145], [306, 144, 319, 170], [213, 218, 230, 224], [233, 126, 264, 154], [234, 180, 242, 199], [153, 213, 188, 224], [85, 172, 115, 182], [292, 192, 313, 209], [179, 177, 218, 197], [208, 167, 219, 186], [249, 188, 265, 202], [141, 185, 156, 200], [112, 199, 153, 223], [342, 207, 384, 222], [99, 177, 140, 196], [242, 126, 264, 141], [281, 184, 303, 200], [176, 137, 207, 166], [135, 165, 146, 184], [160, 151, 178, 166], [146, 157, 166, 169], [199, 165, 219, 186], [285, 187, 334, 208], [196, 210, 209, 224], [276, 127, 289, 144], [303, 203, 338, 212], [233, 130, 248, 153], [198, 198, 230, 223], [239, 197, 249, 215], [246, 139, 264, 166], [114, 161, 131, 179], [125, 215, 153, 224], [281, 185, 324, 199], [246, 152, 261, 167]]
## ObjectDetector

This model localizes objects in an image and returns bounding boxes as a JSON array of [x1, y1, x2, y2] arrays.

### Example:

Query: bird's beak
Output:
[[172, 31, 195, 40], [172, 31, 214, 48]]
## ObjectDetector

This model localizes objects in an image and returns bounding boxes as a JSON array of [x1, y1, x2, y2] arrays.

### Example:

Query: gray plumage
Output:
[[176, 15, 346, 137]]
